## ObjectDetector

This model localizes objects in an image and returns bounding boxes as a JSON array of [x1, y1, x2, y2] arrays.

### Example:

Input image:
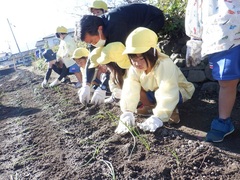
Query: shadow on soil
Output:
[[0, 105, 41, 121]]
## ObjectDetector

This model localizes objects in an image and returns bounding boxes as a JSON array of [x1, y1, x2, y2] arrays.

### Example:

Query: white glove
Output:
[[78, 84, 91, 105], [104, 95, 120, 103], [104, 96, 114, 103], [90, 87, 106, 105], [186, 39, 202, 67], [41, 79, 48, 88], [137, 116, 163, 132], [49, 78, 60, 87], [115, 112, 135, 135], [104, 88, 121, 103], [75, 82, 82, 88]]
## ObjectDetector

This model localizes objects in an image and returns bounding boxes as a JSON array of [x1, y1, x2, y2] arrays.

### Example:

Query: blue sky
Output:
[[0, 0, 89, 54]]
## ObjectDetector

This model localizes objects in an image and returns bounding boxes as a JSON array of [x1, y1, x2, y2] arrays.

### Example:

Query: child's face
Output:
[[130, 54, 148, 72], [91, 8, 104, 16], [98, 64, 108, 73], [74, 58, 86, 68]]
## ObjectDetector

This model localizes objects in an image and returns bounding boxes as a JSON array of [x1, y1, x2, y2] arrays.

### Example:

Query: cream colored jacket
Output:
[[120, 55, 195, 122], [57, 35, 76, 68]]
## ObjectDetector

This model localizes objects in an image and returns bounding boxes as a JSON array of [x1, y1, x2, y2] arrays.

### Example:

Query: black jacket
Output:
[[102, 3, 165, 44]]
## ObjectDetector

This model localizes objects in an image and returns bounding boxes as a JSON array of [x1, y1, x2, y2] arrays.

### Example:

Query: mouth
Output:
[[136, 66, 143, 69]]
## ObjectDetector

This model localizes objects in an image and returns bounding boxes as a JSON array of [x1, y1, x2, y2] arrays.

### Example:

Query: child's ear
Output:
[[98, 26, 103, 31]]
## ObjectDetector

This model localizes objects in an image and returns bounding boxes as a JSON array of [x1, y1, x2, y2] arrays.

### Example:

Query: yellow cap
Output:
[[90, 0, 108, 11], [123, 27, 158, 54], [72, 48, 89, 59], [89, 47, 103, 68], [97, 42, 131, 69], [56, 26, 68, 33]]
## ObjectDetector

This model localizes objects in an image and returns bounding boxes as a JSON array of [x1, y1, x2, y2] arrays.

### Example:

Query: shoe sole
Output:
[[211, 129, 235, 143], [168, 111, 180, 124], [168, 119, 180, 124]]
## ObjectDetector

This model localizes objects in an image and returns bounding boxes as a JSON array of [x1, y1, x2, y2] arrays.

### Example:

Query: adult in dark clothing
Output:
[[77, 3, 165, 105], [41, 49, 72, 88]]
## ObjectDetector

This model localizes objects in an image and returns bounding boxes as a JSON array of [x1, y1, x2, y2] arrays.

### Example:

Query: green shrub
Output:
[[150, 0, 187, 39], [33, 59, 47, 71]]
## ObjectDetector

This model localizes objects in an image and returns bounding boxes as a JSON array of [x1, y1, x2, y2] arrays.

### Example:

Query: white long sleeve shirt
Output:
[[57, 35, 77, 68], [120, 55, 195, 122], [185, 0, 240, 57]]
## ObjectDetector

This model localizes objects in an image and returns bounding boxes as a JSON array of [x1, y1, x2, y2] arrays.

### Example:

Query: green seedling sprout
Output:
[[126, 125, 136, 161], [118, 120, 150, 161], [167, 147, 180, 166], [102, 110, 150, 157], [99, 159, 116, 180], [132, 128, 150, 151], [105, 111, 118, 126], [80, 146, 100, 167]]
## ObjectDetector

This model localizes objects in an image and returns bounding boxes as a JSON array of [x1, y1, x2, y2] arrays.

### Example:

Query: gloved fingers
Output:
[[79, 97, 86, 105], [50, 79, 60, 87], [147, 117, 163, 127], [96, 98, 103, 105], [104, 96, 114, 103], [91, 96, 104, 105], [148, 124, 158, 132], [79, 85, 91, 105], [115, 126, 129, 135], [121, 117, 133, 127], [80, 96, 90, 105], [90, 87, 106, 105], [79, 93, 86, 104], [90, 97, 101, 105], [93, 99, 100, 105], [41, 82, 48, 88], [137, 122, 150, 131], [137, 121, 162, 132], [115, 123, 129, 135], [90, 98, 95, 105]]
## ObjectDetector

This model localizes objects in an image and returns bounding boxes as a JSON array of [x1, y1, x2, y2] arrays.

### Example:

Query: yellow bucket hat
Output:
[[89, 0, 108, 11], [97, 42, 131, 69], [123, 27, 158, 54], [88, 47, 103, 68], [72, 48, 89, 59], [56, 26, 68, 33]]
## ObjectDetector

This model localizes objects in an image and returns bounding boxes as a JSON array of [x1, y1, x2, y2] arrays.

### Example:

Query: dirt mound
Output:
[[0, 68, 240, 179]]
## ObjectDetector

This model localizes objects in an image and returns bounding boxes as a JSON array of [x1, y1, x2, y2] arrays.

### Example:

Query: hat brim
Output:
[[116, 58, 131, 69], [97, 52, 131, 69], [71, 55, 86, 59], [122, 47, 150, 54], [88, 47, 103, 68], [89, 63, 99, 68], [97, 53, 109, 65]]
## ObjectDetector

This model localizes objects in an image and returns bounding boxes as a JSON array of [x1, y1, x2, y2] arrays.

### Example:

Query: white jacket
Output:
[[57, 35, 76, 68], [185, 0, 240, 56]]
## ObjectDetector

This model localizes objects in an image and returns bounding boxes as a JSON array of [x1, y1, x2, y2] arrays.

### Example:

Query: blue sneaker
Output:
[[206, 118, 235, 142]]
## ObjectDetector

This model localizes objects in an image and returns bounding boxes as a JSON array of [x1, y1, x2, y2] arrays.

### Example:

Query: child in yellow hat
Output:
[[74, 47, 110, 105], [115, 27, 195, 134]]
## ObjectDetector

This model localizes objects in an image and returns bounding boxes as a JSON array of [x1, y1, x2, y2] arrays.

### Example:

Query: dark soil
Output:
[[0, 67, 240, 180]]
